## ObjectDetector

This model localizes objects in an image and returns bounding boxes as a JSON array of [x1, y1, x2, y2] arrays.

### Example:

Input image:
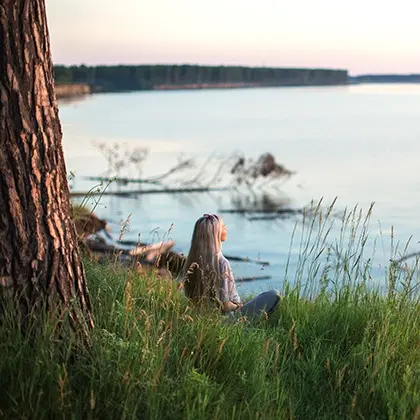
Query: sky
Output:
[[46, 0, 419, 75]]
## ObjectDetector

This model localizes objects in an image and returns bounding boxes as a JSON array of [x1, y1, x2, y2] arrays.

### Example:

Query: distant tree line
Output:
[[54, 64, 348, 91], [351, 74, 420, 84]]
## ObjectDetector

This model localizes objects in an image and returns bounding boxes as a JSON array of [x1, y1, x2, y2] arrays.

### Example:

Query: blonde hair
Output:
[[184, 214, 224, 307]]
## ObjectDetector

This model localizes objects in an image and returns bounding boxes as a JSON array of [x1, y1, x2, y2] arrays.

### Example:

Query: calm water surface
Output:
[[60, 84, 420, 296]]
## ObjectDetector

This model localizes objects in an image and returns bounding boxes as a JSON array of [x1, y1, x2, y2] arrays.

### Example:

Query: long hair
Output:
[[183, 214, 224, 307]]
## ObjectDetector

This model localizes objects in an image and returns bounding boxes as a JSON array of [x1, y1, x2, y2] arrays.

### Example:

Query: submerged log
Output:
[[84, 176, 160, 185], [117, 239, 148, 247], [71, 186, 228, 197], [238, 275, 272, 282], [230, 152, 295, 188], [392, 252, 420, 265], [248, 215, 284, 221], [224, 255, 270, 266], [219, 208, 303, 215]]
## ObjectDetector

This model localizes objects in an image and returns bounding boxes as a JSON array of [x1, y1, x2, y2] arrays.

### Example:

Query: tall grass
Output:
[[0, 203, 419, 419]]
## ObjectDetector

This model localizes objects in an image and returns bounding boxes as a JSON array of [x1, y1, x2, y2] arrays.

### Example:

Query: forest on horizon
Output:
[[53, 64, 349, 91]]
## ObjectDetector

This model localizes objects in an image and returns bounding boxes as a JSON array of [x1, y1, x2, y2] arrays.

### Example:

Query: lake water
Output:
[[59, 84, 420, 296]]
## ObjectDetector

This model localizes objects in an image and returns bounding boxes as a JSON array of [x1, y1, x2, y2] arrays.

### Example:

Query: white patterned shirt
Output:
[[219, 254, 242, 304]]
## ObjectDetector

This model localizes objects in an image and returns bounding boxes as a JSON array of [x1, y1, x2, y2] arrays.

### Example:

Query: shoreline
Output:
[[55, 83, 91, 99], [152, 80, 349, 91], [55, 79, 420, 99]]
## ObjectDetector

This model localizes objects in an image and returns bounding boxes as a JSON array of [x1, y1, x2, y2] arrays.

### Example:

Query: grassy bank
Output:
[[0, 257, 419, 419], [1, 202, 419, 419]]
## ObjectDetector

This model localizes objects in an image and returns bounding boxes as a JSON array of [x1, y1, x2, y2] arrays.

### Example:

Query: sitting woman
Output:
[[183, 213, 280, 317]]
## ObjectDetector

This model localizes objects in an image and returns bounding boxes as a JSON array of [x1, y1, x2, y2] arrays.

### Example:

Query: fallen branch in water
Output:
[[237, 275, 272, 282], [85, 160, 195, 186], [146, 159, 194, 182], [117, 239, 150, 246], [84, 176, 161, 186], [219, 208, 303, 215], [391, 252, 420, 265], [231, 153, 294, 187], [90, 142, 296, 193], [224, 255, 270, 266], [248, 215, 288, 221], [71, 186, 229, 197]]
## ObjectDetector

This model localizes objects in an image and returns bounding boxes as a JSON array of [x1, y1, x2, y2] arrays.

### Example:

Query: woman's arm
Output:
[[219, 256, 242, 313]]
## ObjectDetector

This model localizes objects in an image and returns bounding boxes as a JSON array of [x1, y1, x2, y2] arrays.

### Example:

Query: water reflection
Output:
[[61, 85, 420, 295]]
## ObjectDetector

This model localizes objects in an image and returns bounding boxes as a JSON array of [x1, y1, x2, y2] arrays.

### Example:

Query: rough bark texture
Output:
[[0, 0, 94, 329]]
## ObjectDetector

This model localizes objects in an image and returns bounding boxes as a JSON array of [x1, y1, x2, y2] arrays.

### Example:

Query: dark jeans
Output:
[[239, 289, 281, 317]]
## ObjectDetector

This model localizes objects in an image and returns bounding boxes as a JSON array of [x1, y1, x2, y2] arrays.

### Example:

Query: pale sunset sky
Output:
[[46, 0, 419, 75]]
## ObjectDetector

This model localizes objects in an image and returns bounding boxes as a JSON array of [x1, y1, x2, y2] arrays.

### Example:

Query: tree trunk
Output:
[[0, 1, 94, 331]]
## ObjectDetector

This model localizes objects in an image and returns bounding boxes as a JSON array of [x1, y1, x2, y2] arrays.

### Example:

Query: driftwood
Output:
[[248, 215, 286, 221], [71, 186, 228, 198], [86, 237, 175, 260], [86, 144, 295, 194], [85, 176, 160, 186], [73, 210, 176, 265], [117, 240, 270, 267], [74, 211, 272, 281], [72, 212, 182, 278], [238, 275, 272, 282], [231, 153, 294, 187], [224, 255, 269, 266], [85, 234, 272, 280], [73, 207, 111, 240], [117, 239, 151, 247], [219, 208, 303, 215], [392, 252, 420, 265], [93, 142, 194, 187]]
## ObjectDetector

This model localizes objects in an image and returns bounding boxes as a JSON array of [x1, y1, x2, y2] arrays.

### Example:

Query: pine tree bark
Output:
[[0, 1, 94, 330]]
